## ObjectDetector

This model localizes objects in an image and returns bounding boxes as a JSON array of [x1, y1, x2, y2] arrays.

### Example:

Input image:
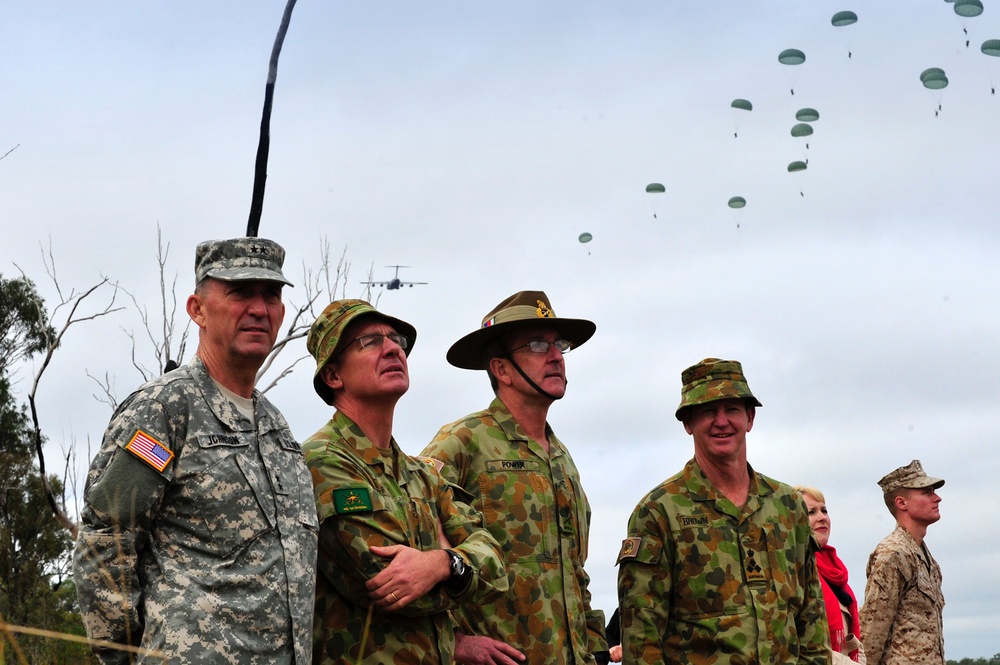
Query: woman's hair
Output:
[[793, 485, 825, 503]]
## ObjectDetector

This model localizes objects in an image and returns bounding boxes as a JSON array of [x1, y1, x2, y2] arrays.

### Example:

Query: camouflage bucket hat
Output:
[[195, 238, 293, 286], [675, 357, 762, 420], [446, 290, 596, 370], [877, 459, 945, 494], [307, 299, 417, 405]]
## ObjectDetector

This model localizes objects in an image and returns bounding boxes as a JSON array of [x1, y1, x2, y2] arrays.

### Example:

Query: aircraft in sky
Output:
[[362, 265, 428, 290]]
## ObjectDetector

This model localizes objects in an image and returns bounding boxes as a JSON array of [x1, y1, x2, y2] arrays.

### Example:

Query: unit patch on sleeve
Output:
[[125, 429, 174, 472], [333, 487, 373, 513]]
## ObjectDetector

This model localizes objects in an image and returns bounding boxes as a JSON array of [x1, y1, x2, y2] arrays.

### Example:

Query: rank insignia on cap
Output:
[[125, 429, 174, 472], [334, 487, 373, 513]]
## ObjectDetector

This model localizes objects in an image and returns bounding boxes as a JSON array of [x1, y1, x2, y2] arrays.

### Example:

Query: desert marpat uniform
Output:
[[73, 357, 318, 665], [617, 457, 830, 665], [859, 524, 945, 665], [422, 397, 606, 664], [304, 411, 507, 665]]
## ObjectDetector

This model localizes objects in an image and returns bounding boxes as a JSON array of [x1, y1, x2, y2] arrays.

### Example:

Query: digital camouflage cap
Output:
[[877, 459, 945, 494], [675, 357, 762, 420], [195, 237, 293, 286], [307, 299, 417, 405]]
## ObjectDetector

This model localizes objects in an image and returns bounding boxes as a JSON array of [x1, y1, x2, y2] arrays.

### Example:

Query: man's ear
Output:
[[321, 363, 343, 391], [488, 357, 513, 387], [187, 293, 206, 328]]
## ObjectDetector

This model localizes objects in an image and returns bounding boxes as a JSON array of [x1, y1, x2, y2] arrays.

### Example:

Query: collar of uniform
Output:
[[683, 458, 775, 504], [487, 397, 563, 458], [190, 355, 258, 431]]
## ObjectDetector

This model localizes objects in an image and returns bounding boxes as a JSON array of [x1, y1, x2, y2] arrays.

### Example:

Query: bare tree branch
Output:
[[17, 244, 124, 538], [0, 144, 18, 162]]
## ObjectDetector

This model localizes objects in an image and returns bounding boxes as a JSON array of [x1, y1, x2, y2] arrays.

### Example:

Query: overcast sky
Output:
[[5, 2, 1000, 658]]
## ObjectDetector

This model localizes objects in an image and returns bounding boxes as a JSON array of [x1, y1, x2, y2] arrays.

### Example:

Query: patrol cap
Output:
[[307, 299, 416, 405], [877, 459, 945, 495], [447, 290, 596, 370], [675, 357, 762, 420], [195, 238, 293, 287]]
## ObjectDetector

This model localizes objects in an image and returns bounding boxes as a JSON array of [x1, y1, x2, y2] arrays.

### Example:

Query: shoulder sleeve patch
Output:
[[416, 456, 445, 473], [616, 537, 642, 563], [124, 429, 174, 473], [333, 487, 374, 513]]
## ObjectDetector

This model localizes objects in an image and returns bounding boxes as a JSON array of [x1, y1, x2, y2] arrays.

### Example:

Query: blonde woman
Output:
[[795, 486, 866, 664]]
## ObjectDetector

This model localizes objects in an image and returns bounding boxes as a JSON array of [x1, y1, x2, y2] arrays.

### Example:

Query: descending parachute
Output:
[[790, 123, 814, 137], [731, 99, 752, 137], [727, 197, 747, 229], [953, 0, 983, 48], [646, 183, 665, 219], [921, 68, 949, 115], [982, 39, 1000, 93], [778, 49, 806, 94], [831, 11, 858, 57], [578, 232, 592, 244], [796, 108, 820, 122], [788, 161, 808, 197]]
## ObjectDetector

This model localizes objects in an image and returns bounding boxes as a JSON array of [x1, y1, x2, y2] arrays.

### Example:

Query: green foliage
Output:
[[0, 275, 92, 663], [947, 654, 1000, 665]]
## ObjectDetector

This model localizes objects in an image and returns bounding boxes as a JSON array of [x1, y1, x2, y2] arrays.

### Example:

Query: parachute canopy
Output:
[[954, 0, 984, 17], [578, 232, 592, 244], [645, 183, 665, 193], [796, 108, 820, 122], [831, 10, 858, 27], [788, 161, 808, 173], [778, 48, 806, 65], [921, 69, 949, 90], [982, 39, 1000, 56], [728, 196, 747, 209], [731, 98, 753, 111], [790, 123, 814, 137], [920, 67, 946, 82]]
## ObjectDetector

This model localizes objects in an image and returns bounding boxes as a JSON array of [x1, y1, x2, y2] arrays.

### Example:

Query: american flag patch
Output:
[[125, 429, 174, 472]]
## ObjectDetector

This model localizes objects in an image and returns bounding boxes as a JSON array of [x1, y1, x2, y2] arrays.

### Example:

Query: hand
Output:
[[366, 545, 449, 609], [609, 644, 622, 662], [454, 632, 525, 665]]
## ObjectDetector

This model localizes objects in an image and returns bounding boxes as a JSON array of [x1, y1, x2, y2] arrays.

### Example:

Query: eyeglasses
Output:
[[507, 339, 573, 355], [338, 333, 408, 357]]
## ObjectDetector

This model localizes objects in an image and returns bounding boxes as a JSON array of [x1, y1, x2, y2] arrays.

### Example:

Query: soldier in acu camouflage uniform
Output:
[[422, 290, 608, 665], [860, 460, 945, 665], [616, 358, 830, 665], [73, 238, 319, 665], [303, 299, 507, 665]]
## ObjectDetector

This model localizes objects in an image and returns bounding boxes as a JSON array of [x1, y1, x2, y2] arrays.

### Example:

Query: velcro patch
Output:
[[485, 459, 541, 473], [125, 429, 174, 472], [617, 537, 642, 563], [334, 487, 373, 513]]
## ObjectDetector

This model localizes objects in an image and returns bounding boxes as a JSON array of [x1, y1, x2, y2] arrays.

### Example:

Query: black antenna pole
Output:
[[246, 0, 298, 238]]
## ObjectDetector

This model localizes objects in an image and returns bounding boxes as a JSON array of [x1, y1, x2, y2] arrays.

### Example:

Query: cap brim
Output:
[[446, 318, 595, 370], [209, 268, 294, 287]]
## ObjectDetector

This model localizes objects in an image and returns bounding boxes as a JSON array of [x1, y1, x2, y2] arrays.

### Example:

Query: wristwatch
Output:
[[445, 549, 468, 581]]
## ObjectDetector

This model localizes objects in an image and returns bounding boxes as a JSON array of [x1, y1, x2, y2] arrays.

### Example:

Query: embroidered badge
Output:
[[125, 429, 174, 472], [416, 456, 445, 473], [334, 488, 373, 513], [745, 548, 766, 584], [535, 300, 553, 318], [618, 536, 642, 560]]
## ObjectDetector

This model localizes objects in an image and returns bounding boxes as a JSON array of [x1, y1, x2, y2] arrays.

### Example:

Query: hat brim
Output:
[[208, 267, 294, 287], [446, 317, 595, 370]]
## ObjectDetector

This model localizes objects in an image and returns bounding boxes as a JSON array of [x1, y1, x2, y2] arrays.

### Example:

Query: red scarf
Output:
[[815, 544, 861, 660]]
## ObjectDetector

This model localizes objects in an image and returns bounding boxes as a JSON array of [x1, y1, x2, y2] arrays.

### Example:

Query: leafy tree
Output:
[[0, 275, 93, 663]]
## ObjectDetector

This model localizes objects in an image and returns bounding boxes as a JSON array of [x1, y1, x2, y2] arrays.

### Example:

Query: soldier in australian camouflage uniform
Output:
[[422, 290, 608, 665], [303, 299, 507, 665], [617, 358, 829, 665], [73, 238, 319, 665], [860, 460, 945, 665]]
